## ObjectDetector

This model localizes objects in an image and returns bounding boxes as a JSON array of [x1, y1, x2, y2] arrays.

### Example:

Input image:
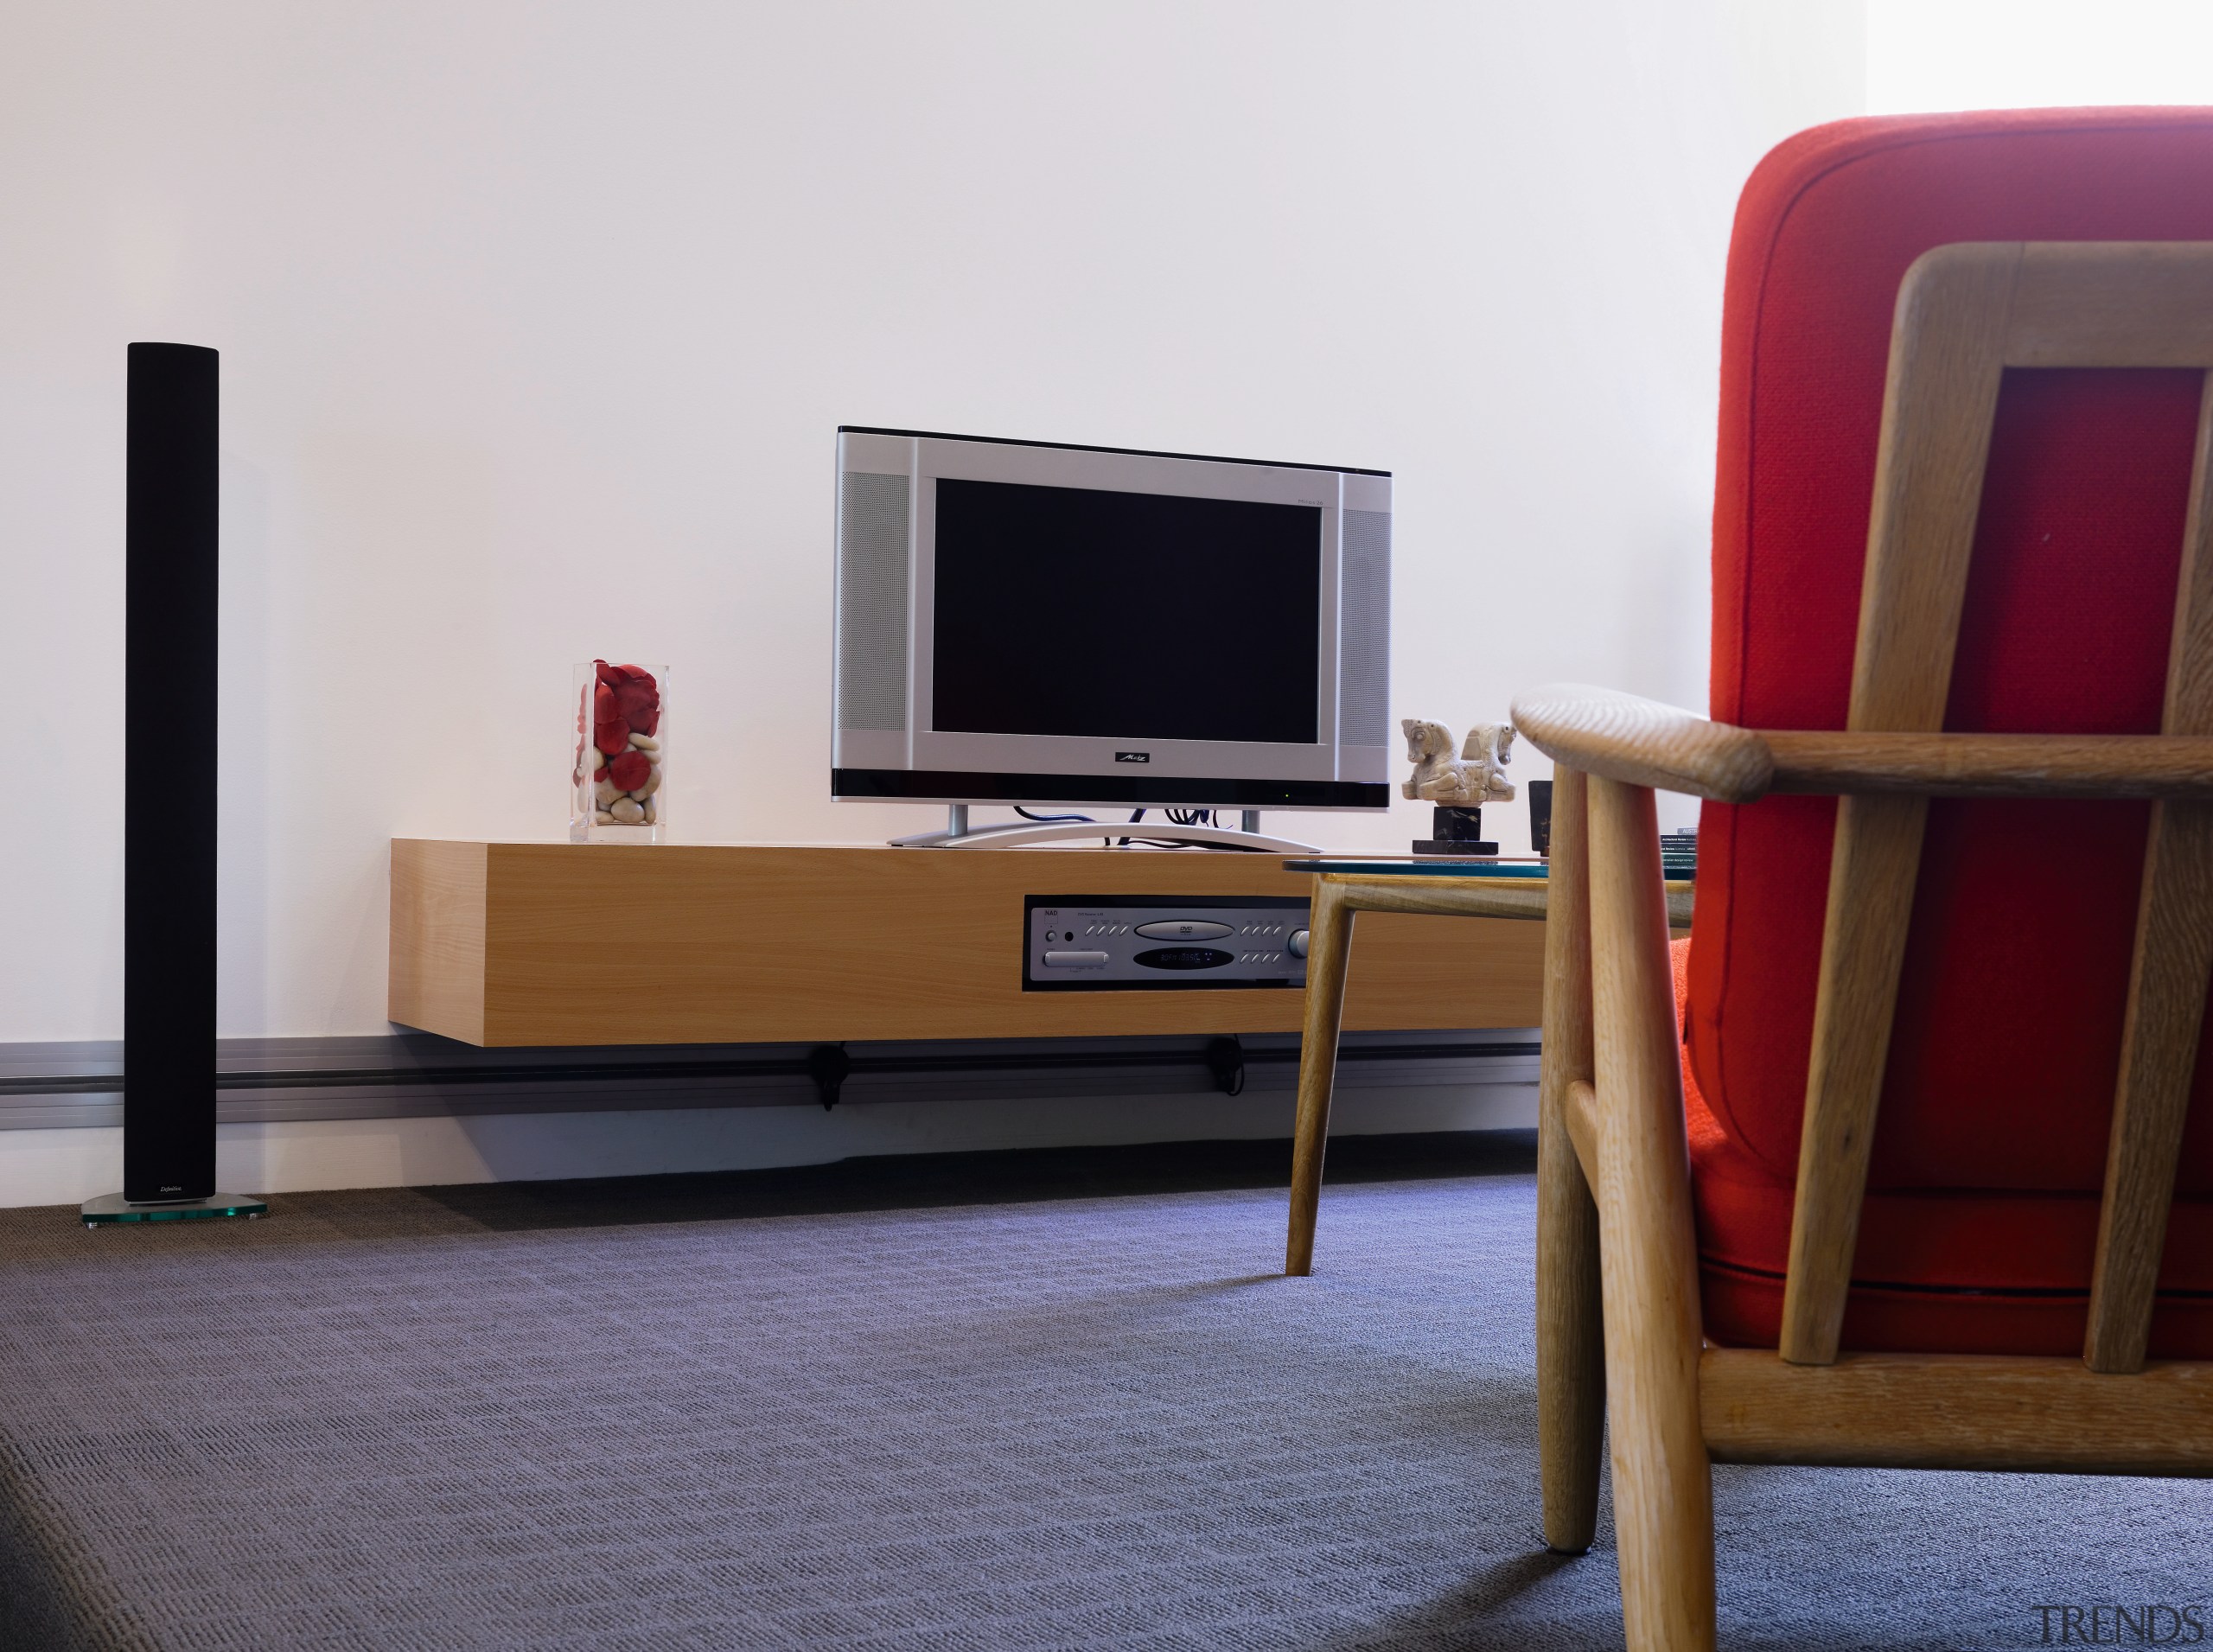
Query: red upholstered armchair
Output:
[[1514, 111, 2213, 1649]]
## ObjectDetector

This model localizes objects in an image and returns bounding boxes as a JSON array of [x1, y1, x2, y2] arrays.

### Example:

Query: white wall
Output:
[[0, 4, 1860, 1060], [1870, 0, 2213, 113]]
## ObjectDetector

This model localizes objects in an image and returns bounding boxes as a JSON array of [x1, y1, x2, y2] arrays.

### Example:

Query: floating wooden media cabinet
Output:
[[389, 841, 1547, 1047]]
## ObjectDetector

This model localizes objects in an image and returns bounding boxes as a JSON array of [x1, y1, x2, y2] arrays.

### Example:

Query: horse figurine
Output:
[[1400, 718, 1516, 805]]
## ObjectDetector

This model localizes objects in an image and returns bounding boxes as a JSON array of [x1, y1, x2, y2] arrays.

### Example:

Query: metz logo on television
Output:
[[1114, 752, 1150, 763]]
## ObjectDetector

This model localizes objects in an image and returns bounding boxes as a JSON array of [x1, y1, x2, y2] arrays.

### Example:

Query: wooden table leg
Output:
[[1285, 878, 1355, 1275]]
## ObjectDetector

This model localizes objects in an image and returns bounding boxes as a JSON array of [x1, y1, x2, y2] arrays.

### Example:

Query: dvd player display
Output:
[[1023, 896, 1310, 991]]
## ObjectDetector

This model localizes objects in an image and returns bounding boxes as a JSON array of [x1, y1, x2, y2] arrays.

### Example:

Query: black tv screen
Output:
[[930, 477, 1322, 745]]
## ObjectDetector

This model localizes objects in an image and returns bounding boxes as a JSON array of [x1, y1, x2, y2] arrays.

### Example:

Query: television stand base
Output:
[[890, 806, 1317, 853]]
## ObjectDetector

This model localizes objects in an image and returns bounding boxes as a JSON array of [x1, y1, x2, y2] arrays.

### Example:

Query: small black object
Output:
[[1204, 1036, 1247, 1097], [1528, 781, 1554, 858], [807, 1043, 851, 1110], [124, 343, 221, 1206]]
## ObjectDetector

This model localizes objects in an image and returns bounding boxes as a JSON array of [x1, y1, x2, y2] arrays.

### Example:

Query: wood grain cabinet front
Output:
[[389, 840, 1546, 1047]]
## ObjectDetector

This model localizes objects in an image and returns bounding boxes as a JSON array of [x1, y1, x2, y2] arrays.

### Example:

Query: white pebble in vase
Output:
[[596, 777, 620, 807], [595, 810, 615, 826], [632, 767, 661, 800], [628, 732, 659, 751], [609, 796, 646, 825]]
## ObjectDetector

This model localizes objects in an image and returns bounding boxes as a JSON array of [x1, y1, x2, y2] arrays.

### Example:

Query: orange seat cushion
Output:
[[1682, 113, 2213, 1358]]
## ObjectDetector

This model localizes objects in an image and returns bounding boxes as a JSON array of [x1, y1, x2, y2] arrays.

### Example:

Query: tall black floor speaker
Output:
[[83, 344, 265, 1227]]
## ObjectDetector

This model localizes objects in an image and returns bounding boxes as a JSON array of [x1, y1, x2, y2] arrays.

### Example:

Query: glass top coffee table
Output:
[[1276, 854, 1693, 1277], [1284, 856, 1553, 877]]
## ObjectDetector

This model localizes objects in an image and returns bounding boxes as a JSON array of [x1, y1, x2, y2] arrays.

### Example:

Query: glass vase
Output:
[[571, 660, 667, 843]]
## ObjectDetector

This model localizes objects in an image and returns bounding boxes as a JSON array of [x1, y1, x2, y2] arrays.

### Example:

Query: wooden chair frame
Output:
[[1508, 243, 2213, 1650]]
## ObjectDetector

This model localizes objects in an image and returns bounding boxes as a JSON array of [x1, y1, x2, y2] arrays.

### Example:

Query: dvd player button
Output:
[[1133, 920, 1233, 941], [1043, 951, 1110, 967]]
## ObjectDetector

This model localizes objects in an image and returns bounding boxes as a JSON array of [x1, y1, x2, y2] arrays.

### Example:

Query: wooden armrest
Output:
[[1763, 732, 2213, 799], [1510, 684, 1774, 802], [1513, 683, 2213, 801]]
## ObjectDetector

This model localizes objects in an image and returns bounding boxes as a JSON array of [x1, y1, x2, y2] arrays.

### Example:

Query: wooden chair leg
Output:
[[1286, 879, 1355, 1276], [1537, 768, 1605, 1553], [1587, 776, 1715, 1652]]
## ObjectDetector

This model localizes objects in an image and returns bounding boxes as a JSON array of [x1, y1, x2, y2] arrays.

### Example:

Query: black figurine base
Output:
[[1413, 805, 1496, 857], [81, 1191, 267, 1229]]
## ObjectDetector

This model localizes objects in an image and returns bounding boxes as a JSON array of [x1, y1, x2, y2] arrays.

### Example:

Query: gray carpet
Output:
[[0, 1143, 2205, 1651]]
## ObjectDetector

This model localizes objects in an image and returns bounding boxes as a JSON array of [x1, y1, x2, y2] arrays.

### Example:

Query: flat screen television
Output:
[[832, 427, 1391, 827]]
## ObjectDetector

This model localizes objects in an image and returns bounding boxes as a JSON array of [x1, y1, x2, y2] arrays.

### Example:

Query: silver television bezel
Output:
[[834, 428, 1390, 810]]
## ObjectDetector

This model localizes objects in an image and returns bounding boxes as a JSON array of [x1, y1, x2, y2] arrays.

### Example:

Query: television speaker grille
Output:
[[836, 470, 910, 732], [1340, 508, 1391, 748]]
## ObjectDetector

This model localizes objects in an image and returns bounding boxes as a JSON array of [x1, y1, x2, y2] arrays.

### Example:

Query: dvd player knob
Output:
[[1288, 928, 1310, 959]]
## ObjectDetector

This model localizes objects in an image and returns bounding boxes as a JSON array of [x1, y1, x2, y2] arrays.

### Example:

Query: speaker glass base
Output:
[[80, 1191, 267, 1227]]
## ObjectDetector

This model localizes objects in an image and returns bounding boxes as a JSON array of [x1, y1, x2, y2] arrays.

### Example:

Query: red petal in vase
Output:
[[594, 683, 616, 723], [596, 720, 631, 755], [595, 660, 631, 687], [617, 665, 657, 695], [593, 764, 610, 782], [633, 705, 660, 737], [609, 750, 651, 791], [612, 680, 656, 721]]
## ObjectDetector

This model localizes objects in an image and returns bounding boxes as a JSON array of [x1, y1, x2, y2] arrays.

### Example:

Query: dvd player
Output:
[[1023, 896, 1310, 991]]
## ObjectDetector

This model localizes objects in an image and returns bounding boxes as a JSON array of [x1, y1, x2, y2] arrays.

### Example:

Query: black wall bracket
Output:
[[1204, 1036, 1247, 1097], [807, 1043, 852, 1111]]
